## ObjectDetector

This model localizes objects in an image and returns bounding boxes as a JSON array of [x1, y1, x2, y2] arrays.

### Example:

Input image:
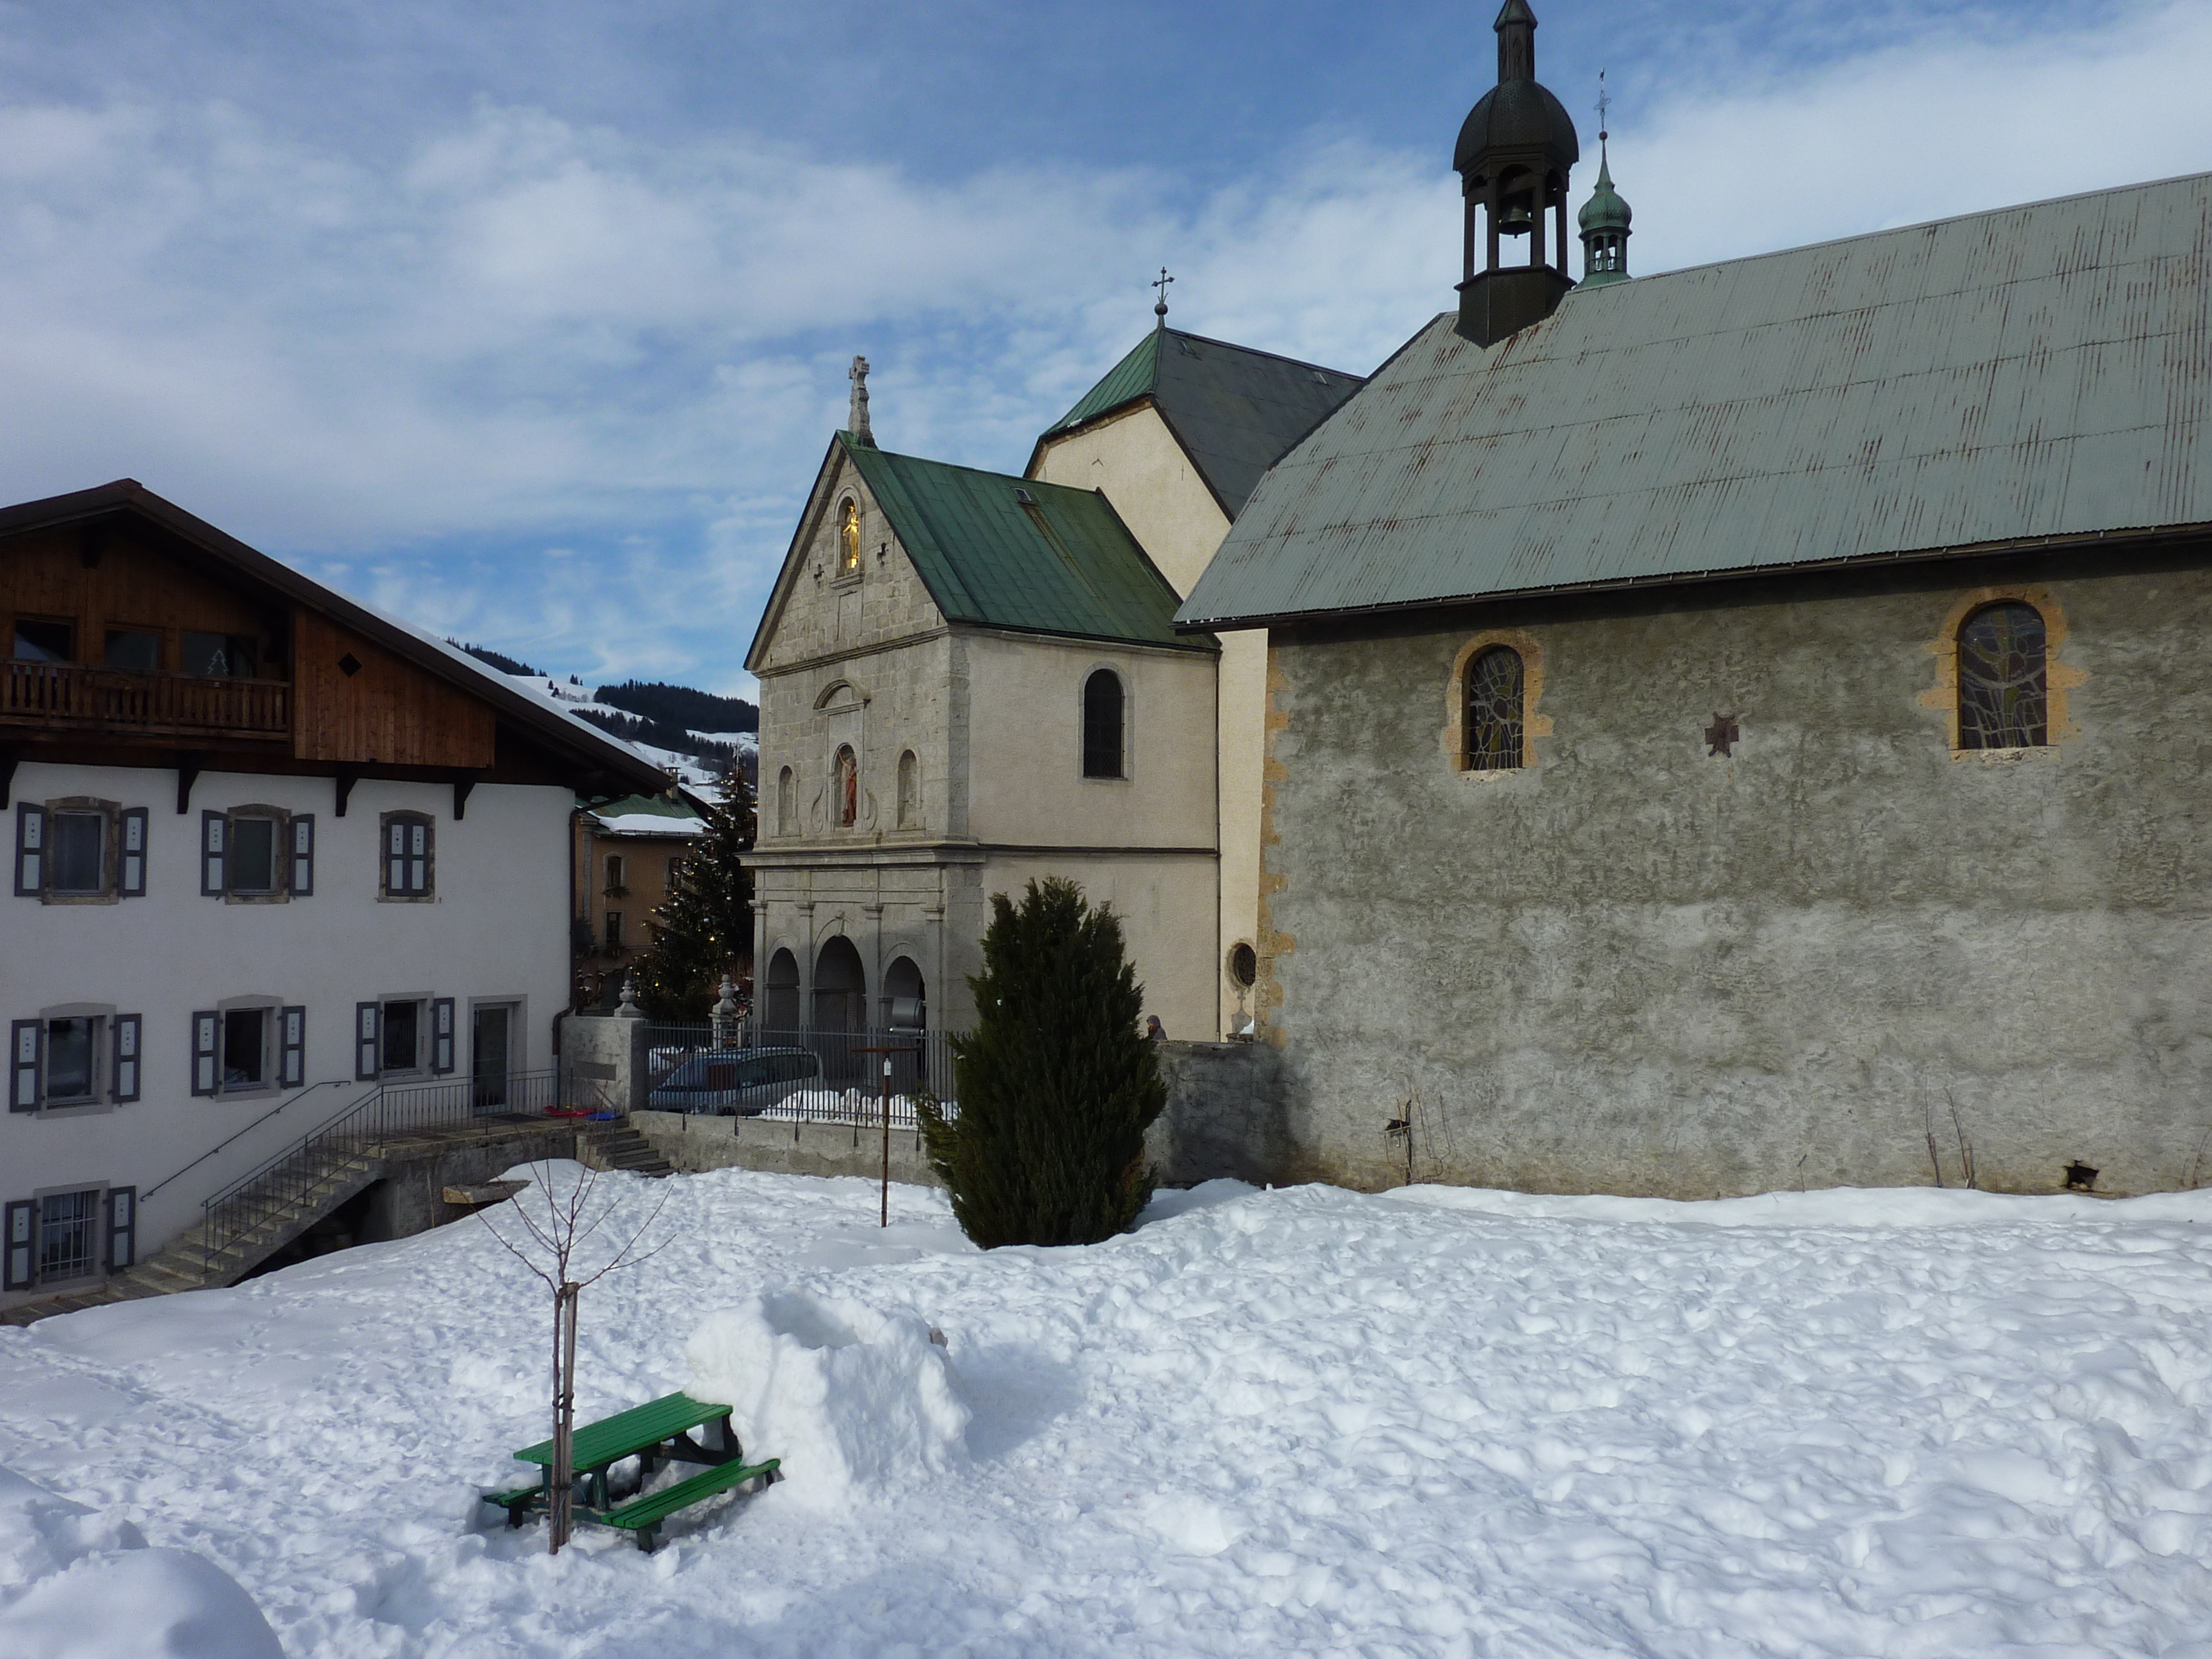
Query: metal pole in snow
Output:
[[880, 1057, 891, 1227]]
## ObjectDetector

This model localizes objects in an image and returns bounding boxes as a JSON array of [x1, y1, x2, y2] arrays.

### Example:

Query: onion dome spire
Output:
[[1452, 1, 1581, 346], [1578, 76, 1632, 288]]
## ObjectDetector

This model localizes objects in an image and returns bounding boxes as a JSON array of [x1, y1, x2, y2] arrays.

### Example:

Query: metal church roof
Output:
[[1178, 170, 2212, 629], [1034, 327, 1366, 518], [838, 435, 1212, 652]]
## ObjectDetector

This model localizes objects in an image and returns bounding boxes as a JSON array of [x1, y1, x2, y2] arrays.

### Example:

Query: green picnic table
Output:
[[488, 1391, 779, 1552]]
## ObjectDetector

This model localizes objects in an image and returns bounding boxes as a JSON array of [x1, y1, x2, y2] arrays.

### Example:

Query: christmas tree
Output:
[[636, 783, 756, 1022]]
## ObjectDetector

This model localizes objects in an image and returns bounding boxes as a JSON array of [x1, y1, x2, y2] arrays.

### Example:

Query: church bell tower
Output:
[[1453, 0, 1581, 347]]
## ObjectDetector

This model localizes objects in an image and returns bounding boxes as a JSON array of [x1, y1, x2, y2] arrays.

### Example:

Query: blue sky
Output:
[[2, 0, 2207, 697]]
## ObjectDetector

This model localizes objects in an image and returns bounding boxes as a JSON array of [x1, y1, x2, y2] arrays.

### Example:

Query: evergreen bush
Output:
[[635, 785, 756, 1021], [920, 877, 1166, 1247]]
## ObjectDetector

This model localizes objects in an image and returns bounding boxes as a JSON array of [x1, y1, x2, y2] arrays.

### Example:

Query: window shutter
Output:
[[200, 811, 226, 897], [280, 1005, 306, 1087], [10, 1020, 40, 1111], [14, 803, 45, 897], [356, 1002, 381, 1081], [410, 820, 430, 894], [387, 820, 405, 894], [119, 808, 149, 897], [290, 814, 315, 896], [190, 1010, 218, 1096], [3, 1199, 32, 1291], [432, 997, 455, 1074], [112, 1013, 141, 1103], [106, 1187, 136, 1272]]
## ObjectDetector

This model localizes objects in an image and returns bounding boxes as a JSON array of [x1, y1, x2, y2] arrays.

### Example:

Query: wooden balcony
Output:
[[2, 660, 290, 743]]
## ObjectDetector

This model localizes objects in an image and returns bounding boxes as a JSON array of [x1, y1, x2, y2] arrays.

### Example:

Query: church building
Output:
[[745, 323, 1359, 1042], [1177, 2, 2212, 1197]]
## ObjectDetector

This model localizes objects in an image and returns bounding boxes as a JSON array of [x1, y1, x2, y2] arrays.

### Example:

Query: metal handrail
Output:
[[199, 1068, 564, 1279], [141, 1079, 358, 1201]]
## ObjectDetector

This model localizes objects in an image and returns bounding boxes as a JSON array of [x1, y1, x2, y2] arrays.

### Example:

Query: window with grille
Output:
[[37, 1188, 100, 1283], [1957, 602, 2048, 750], [381, 813, 434, 897], [1464, 647, 1526, 771]]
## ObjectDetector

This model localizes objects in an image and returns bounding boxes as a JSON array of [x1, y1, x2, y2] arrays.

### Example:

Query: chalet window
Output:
[[12, 618, 72, 661], [15, 800, 141, 902], [834, 746, 858, 828], [1957, 602, 2048, 750], [10, 1008, 138, 1111], [897, 749, 919, 827], [605, 910, 625, 950], [1464, 646, 1525, 771], [605, 854, 626, 894], [202, 807, 307, 900], [837, 500, 862, 577], [223, 1008, 267, 1088], [381, 813, 434, 898], [190, 1001, 297, 1097], [1082, 669, 1125, 779], [181, 631, 258, 679], [102, 629, 161, 671], [382, 999, 421, 1073], [2, 1182, 141, 1289]]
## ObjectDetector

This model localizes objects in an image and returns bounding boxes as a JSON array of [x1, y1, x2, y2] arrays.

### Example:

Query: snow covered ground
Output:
[[5, 1169, 2212, 1657]]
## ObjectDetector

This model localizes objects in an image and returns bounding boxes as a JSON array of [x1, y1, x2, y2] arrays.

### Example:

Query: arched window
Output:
[[777, 766, 796, 836], [1958, 602, 2048, 749], [1464, 646, 1524, 770], [896, 750, 919, 828], [1082, 669, 1125, 779], [833, 745, 858, 827], [763, 948, 800, 1033], [837, 500, 861, 577]]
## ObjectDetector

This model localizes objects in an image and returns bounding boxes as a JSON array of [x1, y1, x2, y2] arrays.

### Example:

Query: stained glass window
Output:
[[1465, 647, 1524, 770], [1957, 602, 2047, 749]]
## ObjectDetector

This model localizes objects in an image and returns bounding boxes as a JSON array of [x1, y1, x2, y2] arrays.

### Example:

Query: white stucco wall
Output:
[[1, 761, 573, 1295]]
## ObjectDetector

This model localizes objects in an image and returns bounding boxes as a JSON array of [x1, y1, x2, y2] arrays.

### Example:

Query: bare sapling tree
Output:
[[478, 1159, 671, 1552]]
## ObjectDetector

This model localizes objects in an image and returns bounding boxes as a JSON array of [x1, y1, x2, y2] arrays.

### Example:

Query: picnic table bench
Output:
[[487, 1390, 779, 1552]]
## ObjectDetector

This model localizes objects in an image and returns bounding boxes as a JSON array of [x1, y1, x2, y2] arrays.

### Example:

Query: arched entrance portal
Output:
[[883, 956, 926, 1030], [763, 948, 800, 1033], [812, 937, 866, 1033]]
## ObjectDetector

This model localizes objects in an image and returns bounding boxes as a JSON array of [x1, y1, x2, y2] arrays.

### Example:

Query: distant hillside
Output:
[[574, 706, 746, 771], [596, 680, 759, 736], [451, 639, 543, 677]]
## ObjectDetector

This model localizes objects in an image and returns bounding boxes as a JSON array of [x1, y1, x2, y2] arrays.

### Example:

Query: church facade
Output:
[[1176, 3, 2212, 1196]]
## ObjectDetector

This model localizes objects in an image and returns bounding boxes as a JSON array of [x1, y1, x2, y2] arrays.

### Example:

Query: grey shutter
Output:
[[432, 997, 455, 1074], [200, 811, 226, 896], [290, 814, 314, 896], [3, 1200, 32, 1291], [386, 820, 405, 894], [412, 819, 431, 894], [14, 803, 44, 897], [106, 1187, 136, 1272], [112, 1013, 141, 1103], [355, 1002, 381, 1081], [10, 1020, 39, 1111], [190, 1010, 218, 1096], [280, 1005, 306, 1087], [119, 808, 148, 897]]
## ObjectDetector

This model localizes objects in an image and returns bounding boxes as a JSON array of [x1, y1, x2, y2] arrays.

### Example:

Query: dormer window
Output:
[[837, 500, 862, 578]]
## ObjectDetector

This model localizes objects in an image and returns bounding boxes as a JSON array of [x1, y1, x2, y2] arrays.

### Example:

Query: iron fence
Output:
[[200, 1068, 563, 1278], [641, 1024, 958, 1127]]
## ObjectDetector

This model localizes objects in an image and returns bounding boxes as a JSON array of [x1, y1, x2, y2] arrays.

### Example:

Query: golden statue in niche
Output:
[[838, 500, 861, 575]]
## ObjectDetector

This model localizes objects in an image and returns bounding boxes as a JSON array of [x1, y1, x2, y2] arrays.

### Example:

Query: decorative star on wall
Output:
[[1704, 714, 1740, 757]]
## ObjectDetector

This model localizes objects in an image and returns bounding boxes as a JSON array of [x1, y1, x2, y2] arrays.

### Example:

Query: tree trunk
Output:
[[549, 1281, 579, 1552]]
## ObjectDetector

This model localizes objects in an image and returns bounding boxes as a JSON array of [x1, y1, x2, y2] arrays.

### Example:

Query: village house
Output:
[[571, 790, 706, 1007], [1176, 2, 2212, 1198], [1, 479, 665, 1312]]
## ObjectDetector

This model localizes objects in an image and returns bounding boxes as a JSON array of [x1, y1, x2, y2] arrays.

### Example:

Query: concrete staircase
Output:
[[3, 1115, 672, 1327]]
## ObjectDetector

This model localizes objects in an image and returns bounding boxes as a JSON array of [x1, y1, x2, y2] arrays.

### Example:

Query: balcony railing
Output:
[[2, 661, 290, 740]]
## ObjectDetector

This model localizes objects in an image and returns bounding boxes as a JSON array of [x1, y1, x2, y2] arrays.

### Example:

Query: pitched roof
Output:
[[0, 478, 669, 794], [834, 436, 1212, 652], [1033, 327, 1365, 518], [1179, 170, 2212, 629]]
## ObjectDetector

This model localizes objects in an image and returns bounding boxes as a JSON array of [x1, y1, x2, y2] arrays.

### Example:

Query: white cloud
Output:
[[0, 1, 2204, 695]]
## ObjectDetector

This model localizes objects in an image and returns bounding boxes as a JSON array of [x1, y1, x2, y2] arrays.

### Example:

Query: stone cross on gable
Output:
[[848, 354, 874, 447]]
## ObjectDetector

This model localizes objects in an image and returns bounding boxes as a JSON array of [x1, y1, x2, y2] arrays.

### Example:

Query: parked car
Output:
[[647, 1047, 822, 1116]]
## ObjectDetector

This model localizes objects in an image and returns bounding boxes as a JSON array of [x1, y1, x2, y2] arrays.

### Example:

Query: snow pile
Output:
[[685, 1289, 970, 1511], [0, 1468, 281, 1659]]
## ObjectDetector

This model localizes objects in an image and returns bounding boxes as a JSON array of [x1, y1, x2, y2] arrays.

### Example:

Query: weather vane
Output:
[[1152, 266, 1175, 326], [1595, 67, 1610, 145]]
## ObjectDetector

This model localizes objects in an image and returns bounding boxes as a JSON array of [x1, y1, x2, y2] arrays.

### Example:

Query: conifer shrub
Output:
[[634, 785, 756, 1021], [920, 878, 1166, 1248]]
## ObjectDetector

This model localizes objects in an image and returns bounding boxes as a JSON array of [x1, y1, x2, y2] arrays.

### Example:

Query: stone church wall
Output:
[[1254, 541, 2212, 1198]]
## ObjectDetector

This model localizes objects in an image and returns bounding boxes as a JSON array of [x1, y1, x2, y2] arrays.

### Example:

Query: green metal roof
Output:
[[1181, 170, 2212, 629], [840, 435, 1211, 651], [580, 793, 697, 820], [1036, 327, 1364, 517]]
